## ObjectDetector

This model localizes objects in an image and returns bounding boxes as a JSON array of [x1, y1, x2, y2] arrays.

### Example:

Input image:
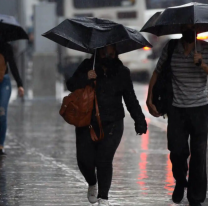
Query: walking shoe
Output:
[[98, 199, 110, 206], [172, 183, 185, 203], [87, 184, 98, 204], [0, 149, 6, 156], [189, 202, 202, 206]]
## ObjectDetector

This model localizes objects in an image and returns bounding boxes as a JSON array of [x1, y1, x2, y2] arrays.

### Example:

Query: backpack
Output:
[[59, 82, 104, 142], [152, 39, 179, 116], [0, 53, 6, 82]]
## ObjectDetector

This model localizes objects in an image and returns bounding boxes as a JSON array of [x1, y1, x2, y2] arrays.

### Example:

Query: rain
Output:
[[0, 1, 208, 206]]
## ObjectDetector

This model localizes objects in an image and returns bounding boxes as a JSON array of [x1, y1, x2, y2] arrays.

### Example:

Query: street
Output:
[[0, 83, 208, 206]]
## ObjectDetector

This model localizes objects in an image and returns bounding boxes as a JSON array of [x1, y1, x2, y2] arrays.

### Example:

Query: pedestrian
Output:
[[146, 24, 208, 206], [66, 44, 147, 206], [0, 40, 24, 155]]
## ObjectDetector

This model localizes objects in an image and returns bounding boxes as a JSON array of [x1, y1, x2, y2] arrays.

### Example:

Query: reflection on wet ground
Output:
[[1, 84, 208, 206]]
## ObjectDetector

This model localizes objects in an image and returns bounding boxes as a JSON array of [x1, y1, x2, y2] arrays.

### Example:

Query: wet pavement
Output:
[[1, 83, 208, 206]]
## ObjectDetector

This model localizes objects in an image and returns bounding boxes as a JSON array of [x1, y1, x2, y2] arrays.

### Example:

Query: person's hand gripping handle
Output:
[[194, 50, 203, 67]]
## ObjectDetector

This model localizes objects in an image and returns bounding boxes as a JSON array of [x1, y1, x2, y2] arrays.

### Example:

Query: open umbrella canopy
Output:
[[42, 17, 152, 54], [0, 14, 28, 42], [140, 2, 208, 36]]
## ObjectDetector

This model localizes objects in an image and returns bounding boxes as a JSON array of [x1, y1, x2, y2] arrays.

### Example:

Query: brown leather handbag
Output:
[[59, 82, 104, 142], [0, 54, 7, 82]]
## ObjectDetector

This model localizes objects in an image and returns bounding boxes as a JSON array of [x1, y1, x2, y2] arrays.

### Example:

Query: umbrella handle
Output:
[[195, 31, 197, 53], [194, 31, 202, 66], [93, 49, 97, 71]]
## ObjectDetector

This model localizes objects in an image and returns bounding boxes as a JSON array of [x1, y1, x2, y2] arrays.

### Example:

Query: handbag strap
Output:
[[89, 81, 104, 142]]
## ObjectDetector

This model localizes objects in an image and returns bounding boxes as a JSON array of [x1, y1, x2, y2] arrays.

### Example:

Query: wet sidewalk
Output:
[[1, 84, 208, 206]]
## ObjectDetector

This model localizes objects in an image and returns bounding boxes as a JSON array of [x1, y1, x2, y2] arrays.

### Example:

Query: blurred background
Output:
[[1, 0, 208, 101], [2, 2, 208, 205]]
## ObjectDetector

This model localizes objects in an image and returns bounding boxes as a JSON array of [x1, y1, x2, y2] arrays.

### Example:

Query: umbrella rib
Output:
[[53, 31, 90, 51]]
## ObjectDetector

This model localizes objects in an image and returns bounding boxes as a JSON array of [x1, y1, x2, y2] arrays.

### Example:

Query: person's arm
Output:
[[201, 62, 208, 74], [122, 67, 147, 135], [146, 42, 169, 117], [66, 59, 93, 92], [7, 44, 23, 87], [146, 71, 160, 117], [6, 44, 24, 97]]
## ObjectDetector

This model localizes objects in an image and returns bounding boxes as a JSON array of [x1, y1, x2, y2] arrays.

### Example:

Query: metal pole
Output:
[[195, 30, 202, 66], [93, 49, 97, 70], [195, 31, 197, 53]]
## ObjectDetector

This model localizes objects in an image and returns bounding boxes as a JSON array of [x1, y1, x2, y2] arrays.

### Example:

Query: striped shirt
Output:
[[155, 38, 208, 108]]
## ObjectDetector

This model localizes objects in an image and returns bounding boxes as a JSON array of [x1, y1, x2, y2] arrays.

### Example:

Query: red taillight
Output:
[[143, 47, 151, 51]]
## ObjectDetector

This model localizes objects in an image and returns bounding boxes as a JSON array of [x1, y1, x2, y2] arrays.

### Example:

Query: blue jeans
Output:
[[0, 74, 11, 146]]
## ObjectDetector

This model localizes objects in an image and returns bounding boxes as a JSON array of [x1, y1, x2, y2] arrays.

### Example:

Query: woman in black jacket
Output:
[[0, 42, 24, 155], [66, 45, 147, 206]]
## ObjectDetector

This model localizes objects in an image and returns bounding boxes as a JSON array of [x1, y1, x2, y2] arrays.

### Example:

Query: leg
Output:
[[168, 106, 190, 186], [95, 119, 124, 200], [0, 75, 11, 148], [187, 105, 208, 204], [170, 144, 189, 186], [76, 126, 97, 186]]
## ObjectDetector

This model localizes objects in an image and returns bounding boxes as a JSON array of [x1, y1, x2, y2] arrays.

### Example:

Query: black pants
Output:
[[75, 119, 124, 200], [168, 105, 208, 203]]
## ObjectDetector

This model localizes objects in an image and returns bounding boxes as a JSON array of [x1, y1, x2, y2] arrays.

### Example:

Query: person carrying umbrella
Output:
[[0, 15, 28, 156], [143, 3, 208, 206], [43, 17, 150, 206]]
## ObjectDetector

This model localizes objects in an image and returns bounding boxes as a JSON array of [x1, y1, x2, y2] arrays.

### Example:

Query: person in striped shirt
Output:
[[146, 24, 208, 206]]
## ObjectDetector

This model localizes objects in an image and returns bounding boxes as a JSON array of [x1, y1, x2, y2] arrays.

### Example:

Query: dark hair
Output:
[[91, 44, 119, 62], [180, 24, 195, 32]]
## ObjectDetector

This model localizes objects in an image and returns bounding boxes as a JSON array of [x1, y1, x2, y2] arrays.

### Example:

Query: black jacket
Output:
[[66, 58, 147, 134], [0, 42, 23, 87]]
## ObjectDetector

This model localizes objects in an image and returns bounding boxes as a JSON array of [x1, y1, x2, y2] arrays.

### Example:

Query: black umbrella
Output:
[[42, 17, 152, 55], [140, 2, 208, 36], [0, 14, 28, 42]]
